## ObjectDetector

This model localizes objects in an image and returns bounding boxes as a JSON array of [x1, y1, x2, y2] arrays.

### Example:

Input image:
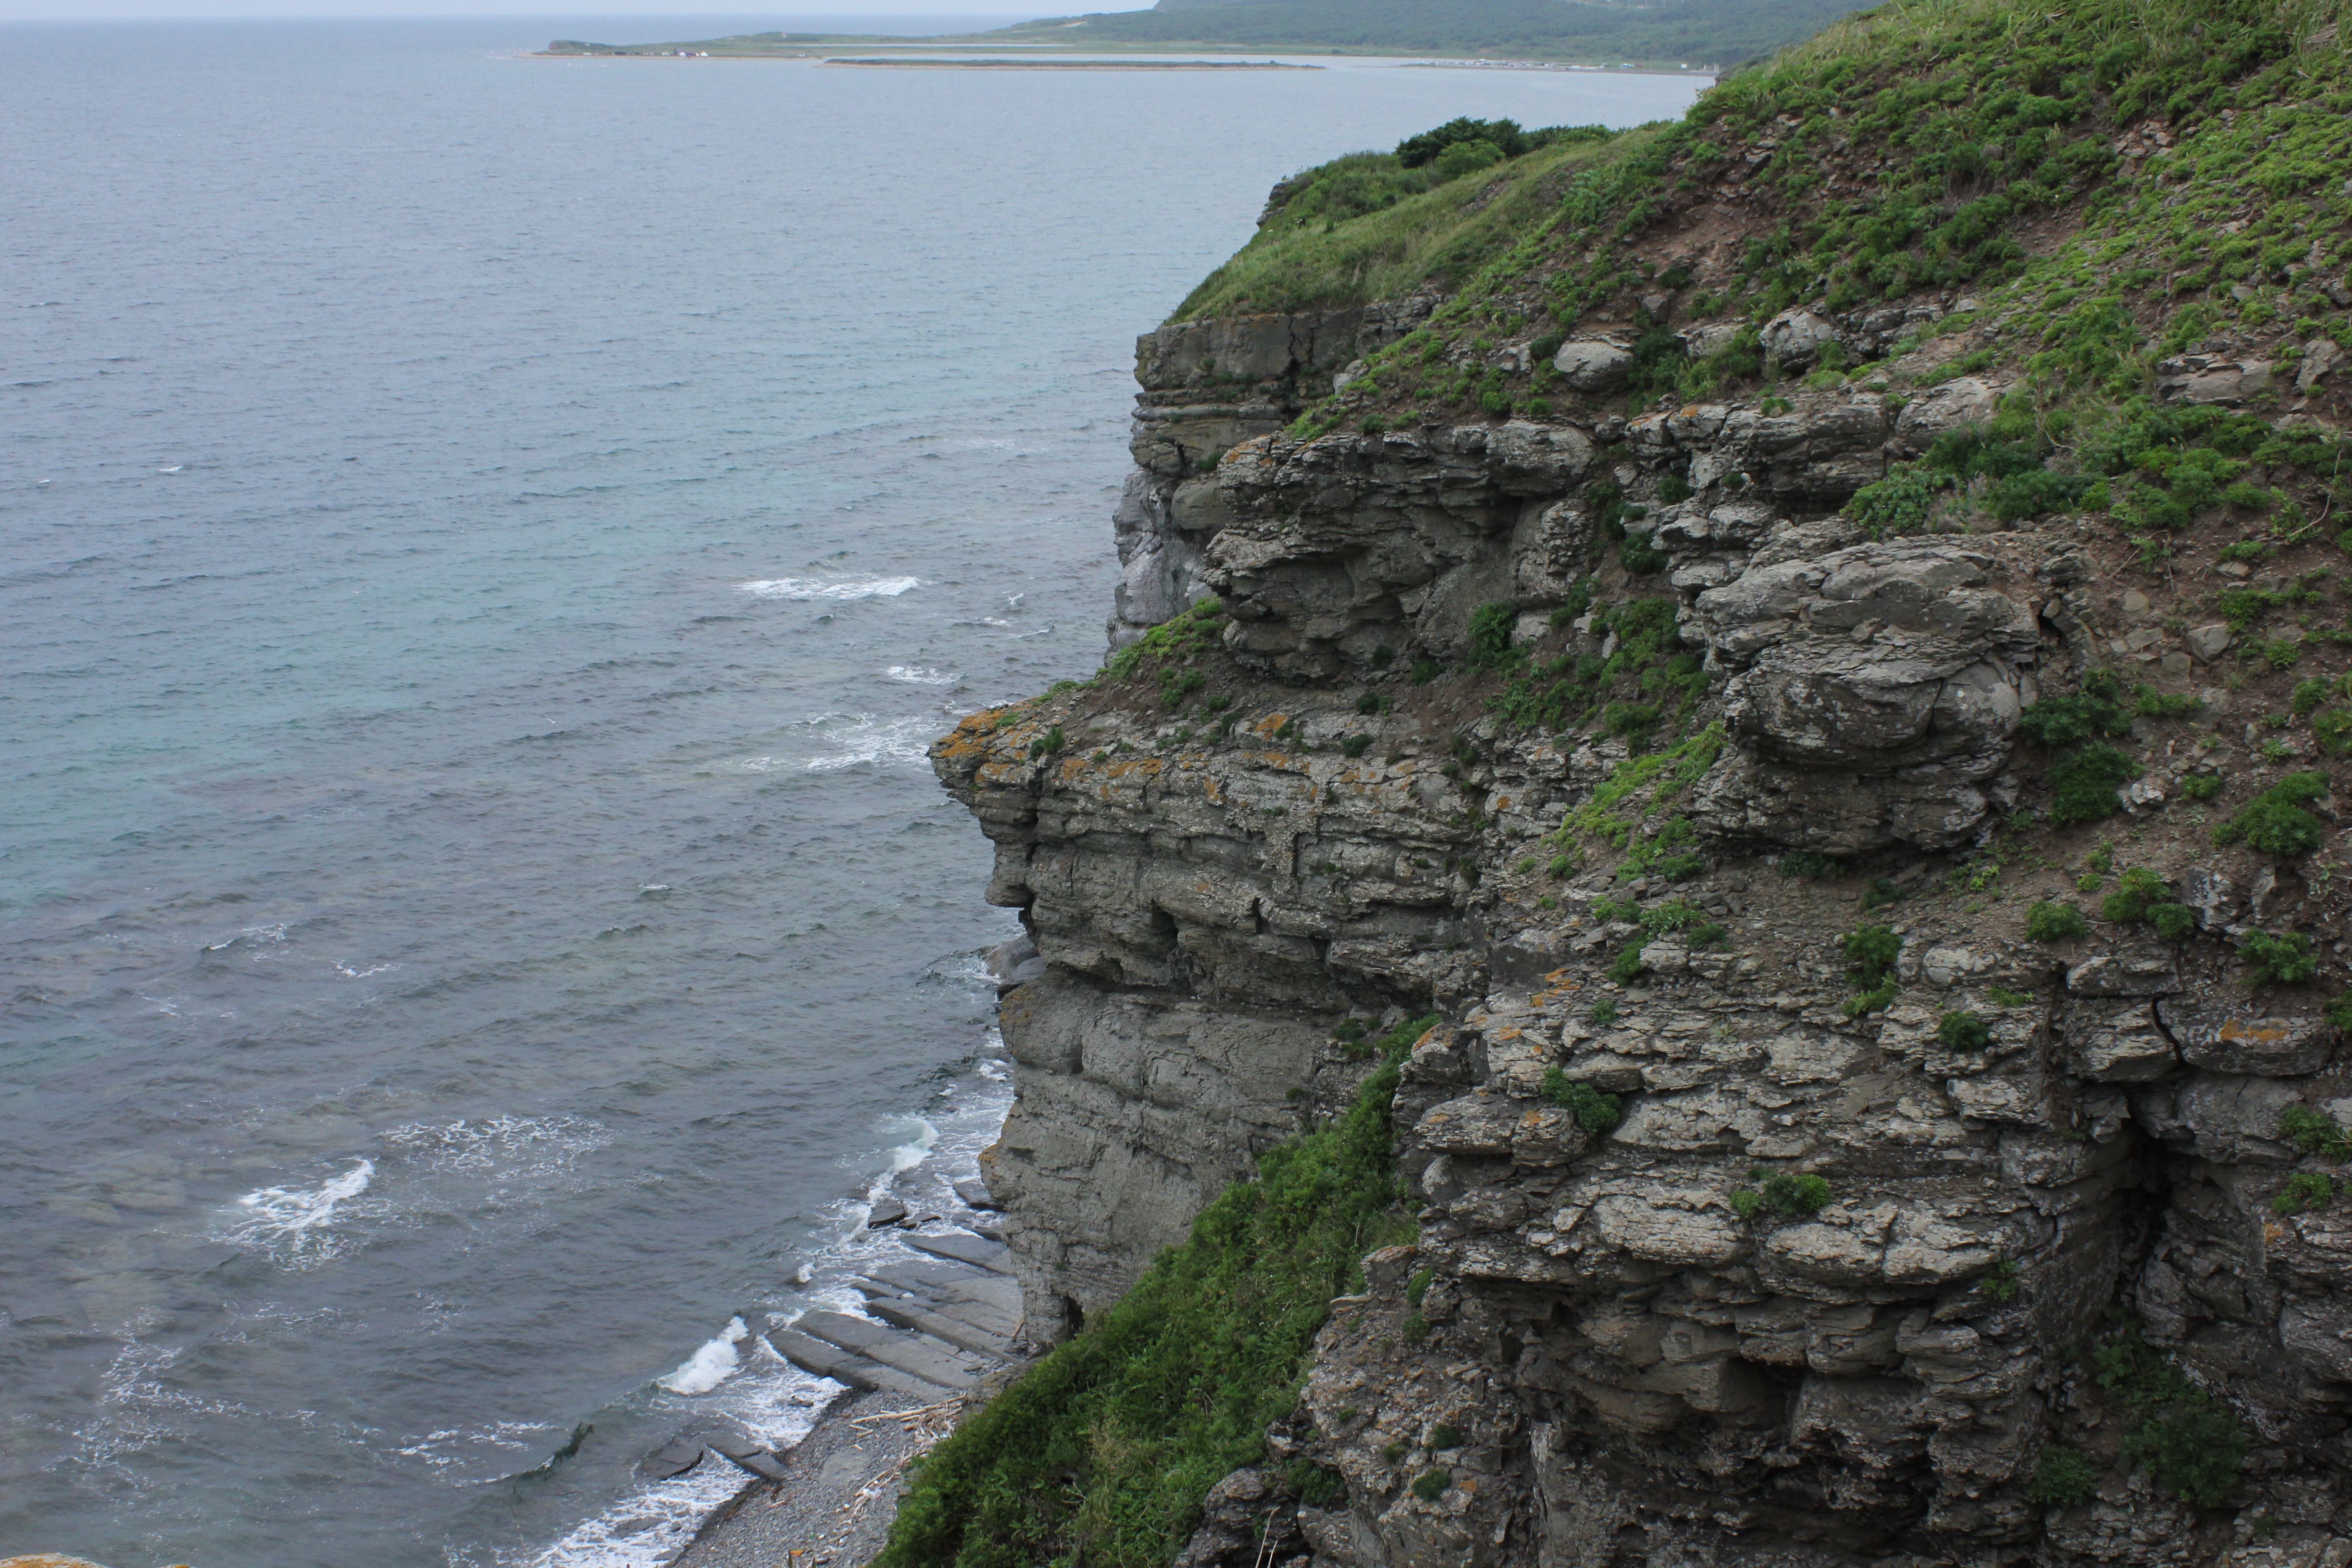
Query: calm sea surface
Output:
[[0, 22, 1701, 1565]]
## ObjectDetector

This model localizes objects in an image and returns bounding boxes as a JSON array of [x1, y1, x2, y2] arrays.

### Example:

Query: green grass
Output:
[[1179, 129, 1660, 320], [875, 1014, 1432, 1568]]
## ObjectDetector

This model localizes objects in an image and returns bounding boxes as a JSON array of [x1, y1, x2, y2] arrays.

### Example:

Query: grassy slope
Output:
[[987, 0, 1877, 67], [872, 1013, 1430, 1568]]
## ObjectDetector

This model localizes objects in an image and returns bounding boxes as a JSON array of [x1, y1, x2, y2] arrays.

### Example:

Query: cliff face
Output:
[[929, 4, 2352, 1562]]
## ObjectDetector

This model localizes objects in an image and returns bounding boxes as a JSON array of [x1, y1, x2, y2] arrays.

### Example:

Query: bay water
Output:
[[0, 23, 1701, 1564]]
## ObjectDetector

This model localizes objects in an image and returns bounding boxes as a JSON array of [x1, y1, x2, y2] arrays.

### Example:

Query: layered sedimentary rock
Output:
[[935, 284, 2352, 1564]]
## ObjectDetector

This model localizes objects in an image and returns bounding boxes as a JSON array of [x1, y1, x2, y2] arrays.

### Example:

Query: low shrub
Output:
[[2281, 1105, 2352, 1161], [1539, 1068, 1624, 1134], [1736, 1170, 1832, 1216], [1465, 603, 1520, 671], [1841, 924, 1901, 1016], [2028, 1445, 2099, 1507], [2274, 1171, 2337, 1216], [2215, 771, 2329, 857], [2102, 867, 2195, 936], [2048, 744, 2142, 826], [2028, 902, 2089, 942], [1938, 1010, 1992, 1053], [2243, 930, 2317, 985], [1410, 1470, 1450, 1502]]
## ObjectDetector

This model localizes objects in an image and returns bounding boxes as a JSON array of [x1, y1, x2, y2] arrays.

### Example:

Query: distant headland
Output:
[[541, 0, 1872, 72]]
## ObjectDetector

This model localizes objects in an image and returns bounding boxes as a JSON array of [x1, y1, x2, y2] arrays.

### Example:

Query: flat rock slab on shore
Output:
[[675, 1228, 1031, 1567], [671, 1390, 957, 1568]]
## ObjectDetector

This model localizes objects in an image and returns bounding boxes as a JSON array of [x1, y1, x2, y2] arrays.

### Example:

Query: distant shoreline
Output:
[[527, 49, 1712, 75], [820, 56, 1315, 68]]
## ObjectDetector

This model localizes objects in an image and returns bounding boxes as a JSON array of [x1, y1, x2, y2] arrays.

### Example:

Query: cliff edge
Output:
[[898, 0, 2352, 1562]]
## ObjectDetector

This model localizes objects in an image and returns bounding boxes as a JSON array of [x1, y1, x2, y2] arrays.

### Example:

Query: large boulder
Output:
[[1551, 338, 1635, 391], [1688, 544, 2039, 852]]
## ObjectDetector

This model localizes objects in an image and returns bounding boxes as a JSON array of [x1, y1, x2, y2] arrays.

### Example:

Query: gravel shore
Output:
[[671, 1389, 967, 1568]]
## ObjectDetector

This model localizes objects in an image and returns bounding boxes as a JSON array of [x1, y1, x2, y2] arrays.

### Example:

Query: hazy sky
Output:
[[0, 0, 1122, 18]]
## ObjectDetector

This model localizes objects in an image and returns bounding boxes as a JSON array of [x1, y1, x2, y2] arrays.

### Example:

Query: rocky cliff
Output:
[[920, 2, 2352, 1563]]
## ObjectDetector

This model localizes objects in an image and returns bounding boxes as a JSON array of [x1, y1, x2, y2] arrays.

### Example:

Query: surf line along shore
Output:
[[666, 934, 1044, 1566], [666, 1218, 1032, 1565]]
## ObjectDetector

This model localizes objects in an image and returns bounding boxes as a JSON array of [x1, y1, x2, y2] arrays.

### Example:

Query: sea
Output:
[[0, 20, 1703, 1565]]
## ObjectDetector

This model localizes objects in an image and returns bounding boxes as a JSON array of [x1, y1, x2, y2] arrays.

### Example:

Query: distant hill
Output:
[[983, 0, 1882, 68], [554, 0, 1883, 70]]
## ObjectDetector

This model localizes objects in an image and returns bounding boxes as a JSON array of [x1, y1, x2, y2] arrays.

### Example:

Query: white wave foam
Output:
[[524, 1341, 839, 1568], [224, 1158, 373, 1261], [738, 575, 919, 602], [881, 1117, 938, 1183], [203, 922, 288, 952], [333, 961, 397, 979], [382, 1114, 611, 1182], [802, 715, 935, 773], [884, 665, 960, 686], [657, 1317, 747, 1396]]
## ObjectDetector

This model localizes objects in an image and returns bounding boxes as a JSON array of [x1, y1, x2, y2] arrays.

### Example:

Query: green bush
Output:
[[1285, 1460, 1348, 1508], [1396, 116, 1527, 166], [1938, 1010, 1992, 1053], [2182, 773, 2224, 800], [2274, 1171, 2336, 1215], [1409, 658, 1441, 685], [1342, 735, 1373, 758], [2020, 670, 2134, 745], [2028, 1445, 2100, 1507], [1619, 530, 1669, 574], [2048, 743, 2142, 826], [1608, 945, 1648, 984], [2243, 929, 2317, 985], [1980, 1258, 2020, 1303], [2102, 867, 2196, 937], [874, 1014, 1436, 1568], [1410, 1469, 1451, 1502], [1428, 1424, 1464, 1450], [1842, 925, 1901, 983], [1427, 136, 1506, 181], [2330, 993, 2352, 1031], [2215, 771, 2329, 857], [1840, 924, 1901, 1015], [1735, 1166, 1835, 1219], [2100, 866, 2168, 922], [2281, 1104, 2352, 1162], [1588, 997, 1619, 1025], [1465, 603, 1519, 671], [1029, 725, 1067, 759], [1539, 1068, 1624, 1134], [2028, 902, 2089, 942], [2314, 708, 2352, 756]]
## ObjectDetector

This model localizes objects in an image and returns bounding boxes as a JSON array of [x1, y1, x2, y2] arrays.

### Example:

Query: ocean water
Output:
[[0, 21, 1703, 1566]]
